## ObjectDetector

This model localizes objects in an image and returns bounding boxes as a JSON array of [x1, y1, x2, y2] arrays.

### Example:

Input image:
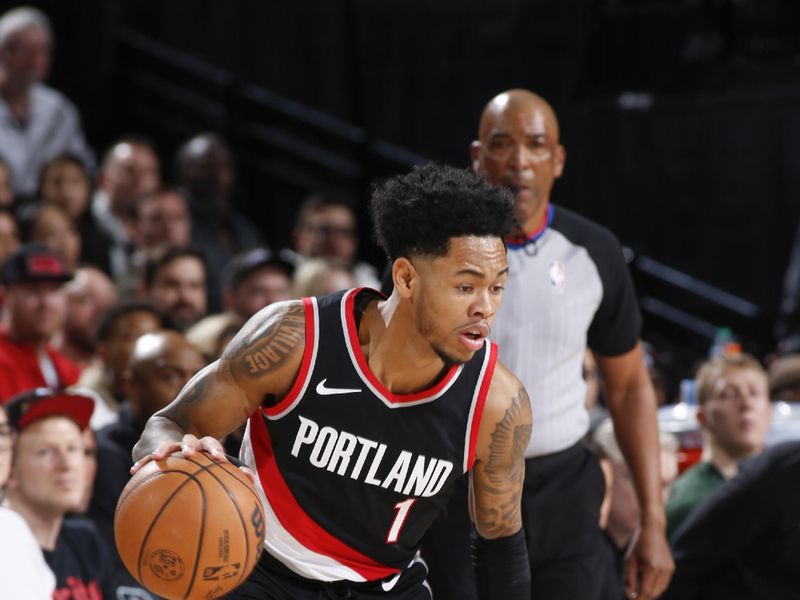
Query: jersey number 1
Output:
[[386, 498, 416, 543]]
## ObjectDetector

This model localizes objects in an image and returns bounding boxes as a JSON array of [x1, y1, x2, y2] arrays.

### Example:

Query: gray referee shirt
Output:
[[492, 205, 641, 458]]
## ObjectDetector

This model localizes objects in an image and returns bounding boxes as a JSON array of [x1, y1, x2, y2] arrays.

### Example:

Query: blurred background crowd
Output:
[[1, 2, 800, 599]]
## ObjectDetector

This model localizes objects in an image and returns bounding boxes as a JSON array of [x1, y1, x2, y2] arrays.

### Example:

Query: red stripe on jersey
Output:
[[262, 297, 316, 419], [250, 411, 399, 581], [466, 341, 498, 470], [344, 289, 460, 403]]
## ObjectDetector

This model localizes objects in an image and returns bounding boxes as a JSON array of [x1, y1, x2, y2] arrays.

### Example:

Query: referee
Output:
[[421, 90, 674, 600]]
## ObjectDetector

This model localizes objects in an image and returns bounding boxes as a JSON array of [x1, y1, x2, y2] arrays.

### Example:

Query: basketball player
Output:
[[132, 163, 532, 599]]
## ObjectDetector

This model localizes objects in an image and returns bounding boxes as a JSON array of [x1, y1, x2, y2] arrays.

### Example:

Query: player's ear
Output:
[[554, 144, 566, 179], [392, 258, 417, 299], [470, 141, 482, 173]]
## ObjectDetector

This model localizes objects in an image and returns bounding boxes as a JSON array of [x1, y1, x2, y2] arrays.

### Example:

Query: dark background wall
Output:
[[22, 0, 800, 353]]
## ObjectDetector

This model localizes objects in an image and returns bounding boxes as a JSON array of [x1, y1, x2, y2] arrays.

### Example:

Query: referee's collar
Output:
[[507, 204, 553, 249]]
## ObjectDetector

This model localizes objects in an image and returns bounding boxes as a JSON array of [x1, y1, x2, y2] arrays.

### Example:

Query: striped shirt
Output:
[[492, 205, 641, 457]]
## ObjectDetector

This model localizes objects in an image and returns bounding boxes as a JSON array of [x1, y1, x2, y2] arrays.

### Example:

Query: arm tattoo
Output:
[[484, 386, 531, 485], [476, 386, 531, 536], [231, 303, 305, 379], [183, 375, 207, 405]]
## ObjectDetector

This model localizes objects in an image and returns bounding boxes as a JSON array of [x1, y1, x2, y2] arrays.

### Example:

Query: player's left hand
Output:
[[624, 521, 674, 599]]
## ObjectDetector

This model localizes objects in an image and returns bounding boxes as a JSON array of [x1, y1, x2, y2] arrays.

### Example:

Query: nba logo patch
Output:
[[548, 260, 566, 293]]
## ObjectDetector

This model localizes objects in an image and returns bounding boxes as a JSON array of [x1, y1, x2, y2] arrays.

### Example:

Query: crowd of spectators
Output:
[[0, 6, 378, 598], [0, 5, 799, 600]]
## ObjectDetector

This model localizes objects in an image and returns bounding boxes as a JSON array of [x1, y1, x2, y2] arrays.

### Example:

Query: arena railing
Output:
[[112, 28, 773, 370]]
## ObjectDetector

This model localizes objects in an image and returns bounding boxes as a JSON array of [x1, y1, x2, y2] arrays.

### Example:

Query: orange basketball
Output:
[[114, 453, 265, 600]]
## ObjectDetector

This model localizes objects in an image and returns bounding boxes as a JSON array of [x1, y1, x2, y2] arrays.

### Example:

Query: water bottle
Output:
[[658, 379, 702, 473], [709, 327, 741, 358]]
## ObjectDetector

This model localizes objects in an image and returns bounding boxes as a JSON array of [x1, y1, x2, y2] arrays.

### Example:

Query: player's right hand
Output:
[[130, 433, 227, 475]]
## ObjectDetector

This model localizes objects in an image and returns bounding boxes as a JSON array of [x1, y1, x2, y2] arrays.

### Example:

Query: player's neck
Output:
[[368, 295, 448, 394]]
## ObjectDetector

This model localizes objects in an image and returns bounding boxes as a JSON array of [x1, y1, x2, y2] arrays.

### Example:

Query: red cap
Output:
[[5, 388, 94, 431], [2, 244, 72, 285]]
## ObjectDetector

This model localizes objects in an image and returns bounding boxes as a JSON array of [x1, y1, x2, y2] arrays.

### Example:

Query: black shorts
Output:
[[223, 551, 432, 600]]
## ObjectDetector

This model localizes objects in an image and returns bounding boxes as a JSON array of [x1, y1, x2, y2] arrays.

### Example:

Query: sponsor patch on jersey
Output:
[[548, 260, 566, 293]]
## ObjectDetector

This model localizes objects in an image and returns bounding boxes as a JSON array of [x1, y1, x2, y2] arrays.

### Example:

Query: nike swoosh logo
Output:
[[315, 379, 362, 396], [381, 573, 401, 592]]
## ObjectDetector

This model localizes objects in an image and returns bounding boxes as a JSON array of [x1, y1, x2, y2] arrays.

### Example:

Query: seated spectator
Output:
[[0, 245, 79, 402], [592, 419, 679, 600], [133, 187, 192, 257], [0, 157, 13, 208], [175, 132, 263, 311], [186, 247, 293, 358], [0, 207, 19, 269], [0, 400, 57, 597], [292, 256, 356, 298], [140, 247, 208, 331], [665, 353, 772, 538], [38, 153, 111, 269], [767, 353, 800, 402], [118, 187, 191, 297], [89, 330, 205, 595], [38, 153, 91, 222], [91, 135, 161, 279], [17, 200, 81, 271], [0, 7, 95, 198], [77, 301, 163, 421], [288, 192, 379, 288], [663, 441, 800, 600], [4, 388, 115, 597], [54, 266, 118, 368]]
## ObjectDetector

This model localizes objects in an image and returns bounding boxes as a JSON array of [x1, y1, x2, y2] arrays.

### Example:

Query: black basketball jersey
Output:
[[240, 288, 498, 583]]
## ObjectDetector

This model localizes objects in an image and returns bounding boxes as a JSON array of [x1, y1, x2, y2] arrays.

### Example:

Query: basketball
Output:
[[114, 453, 266, 600]]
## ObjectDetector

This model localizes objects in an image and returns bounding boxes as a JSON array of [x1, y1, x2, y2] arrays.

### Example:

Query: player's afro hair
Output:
[[370, 163, 515, 260]]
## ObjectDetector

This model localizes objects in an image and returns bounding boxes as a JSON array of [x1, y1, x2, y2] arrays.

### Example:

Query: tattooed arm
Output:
[[469, 360, 532, 600], [471, 361, 532, 538], [132, 300, 307, 465]]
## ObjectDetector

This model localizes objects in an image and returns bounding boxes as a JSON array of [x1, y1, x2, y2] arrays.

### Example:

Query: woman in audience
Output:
[[17, 201, 82, 271], [38, 154, 111, 272]]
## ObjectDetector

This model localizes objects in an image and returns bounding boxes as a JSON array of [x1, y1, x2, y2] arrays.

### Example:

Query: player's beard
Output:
[[415, 291, 465, 367]]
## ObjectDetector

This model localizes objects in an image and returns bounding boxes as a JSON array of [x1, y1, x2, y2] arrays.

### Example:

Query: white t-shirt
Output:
[[0, 508, 56, 599]]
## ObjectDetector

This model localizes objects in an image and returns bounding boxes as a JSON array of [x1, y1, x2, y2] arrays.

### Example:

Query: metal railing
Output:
[[111, 28, 773, 367]]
